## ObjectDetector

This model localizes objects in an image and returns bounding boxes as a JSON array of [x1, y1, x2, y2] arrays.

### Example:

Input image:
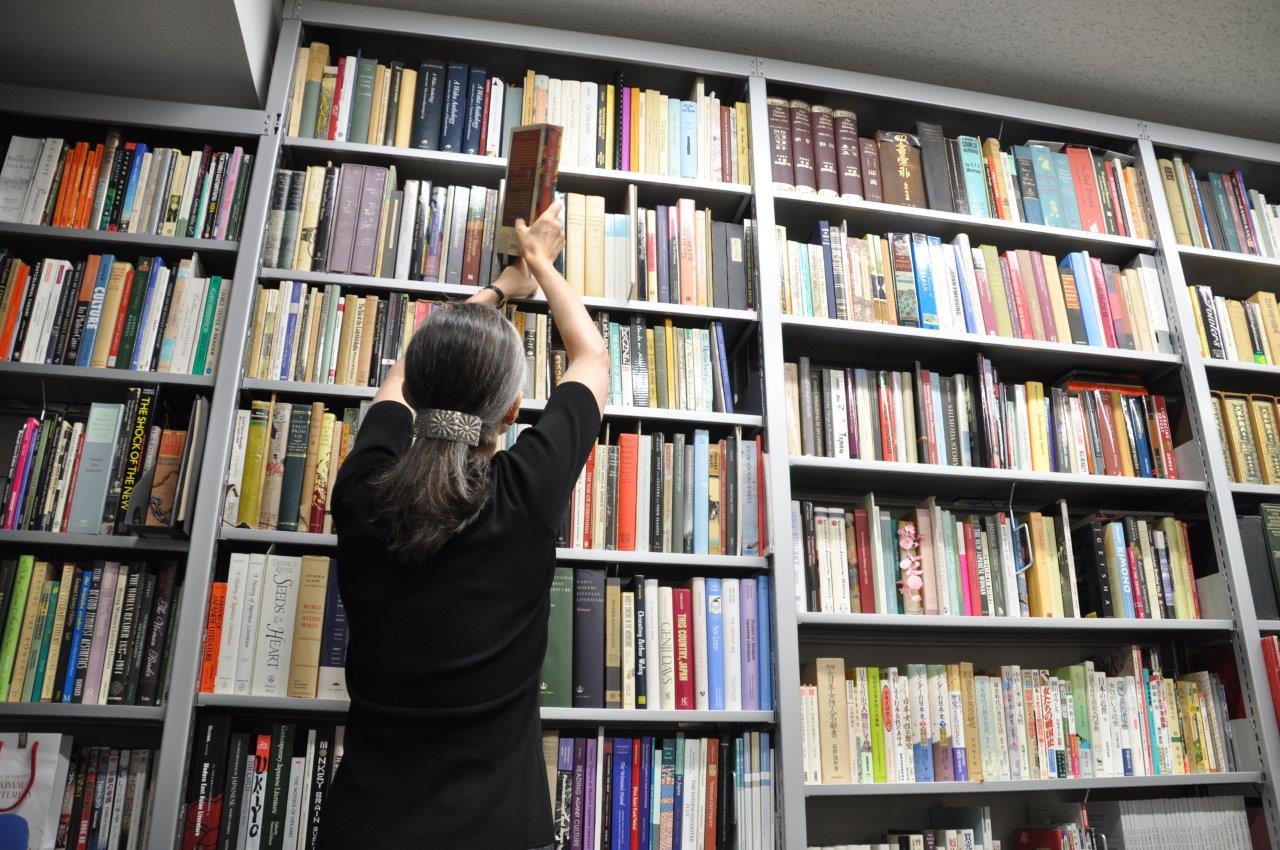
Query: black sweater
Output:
[[317, 380, 600, 849]]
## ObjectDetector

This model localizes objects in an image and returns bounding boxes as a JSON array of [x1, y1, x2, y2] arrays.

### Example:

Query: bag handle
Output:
[[0, 740, 39, 813]]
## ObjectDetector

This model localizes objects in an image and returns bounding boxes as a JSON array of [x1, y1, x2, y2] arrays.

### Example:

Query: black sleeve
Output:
[[331, 400, 412, 533], [503, 380, 601, 531]]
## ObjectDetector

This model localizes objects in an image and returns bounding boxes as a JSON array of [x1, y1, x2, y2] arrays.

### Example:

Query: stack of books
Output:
[[558, 428, 766, 556], [1158, 155, 1280, 256], [785, 356, 1181, 479], [0, 557, 181, 706], [1211, 392, 1280, 485], [766, 101, 1153, 238], [542, 730, 773, 850], [0, 131, 252, 240], [183, 717, 343, 850], [287, 42, 750, 184], [2, 388, 210, 536], [200, 553, 347, 702], [791, 497, 1201, 620], [0, 250, 231, 374], [799, 647, 1237, 785], [778, 225, 1172, 353], [243, 282, 442, 387], [223, 397, 367, 534], [539, 569, 773, 712], [1187, 285, 1280, 364]]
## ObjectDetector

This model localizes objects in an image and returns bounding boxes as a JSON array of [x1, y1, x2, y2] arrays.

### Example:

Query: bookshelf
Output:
[[8, 4, 1280, 849]]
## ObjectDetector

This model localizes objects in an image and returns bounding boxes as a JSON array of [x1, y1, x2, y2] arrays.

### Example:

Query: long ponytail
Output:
[[375, 303, 526, 558]]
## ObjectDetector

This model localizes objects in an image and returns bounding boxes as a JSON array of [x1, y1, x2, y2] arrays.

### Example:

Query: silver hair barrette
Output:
[[414, 409, 483, 447]]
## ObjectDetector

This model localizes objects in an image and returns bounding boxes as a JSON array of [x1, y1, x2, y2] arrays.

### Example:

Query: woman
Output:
[[318, 201, 608, 849]]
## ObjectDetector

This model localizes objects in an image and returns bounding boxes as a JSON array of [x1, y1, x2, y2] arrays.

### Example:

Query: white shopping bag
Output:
[[0, 733, 73, 850]]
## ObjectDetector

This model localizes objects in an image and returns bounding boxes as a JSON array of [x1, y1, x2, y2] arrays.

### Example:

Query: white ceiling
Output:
[[0, 0, 1276, 143]]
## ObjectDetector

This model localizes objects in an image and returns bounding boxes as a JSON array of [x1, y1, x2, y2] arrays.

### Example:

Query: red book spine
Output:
[[877, 373, 896, 461], [703, 737, 719, 848], [328, 59, 347, 140], [1027, 251, 1059, 343], [1262, 637, 1280, 730], [853, 508, 875, 613], [617, 433, 638, 550], [1103, 266, 1133, 349], [1102, 160, 1128, 237], [1090, 391, 1122, 476], [673, 587, 694, 709], [199, 582, 227, 692], [75, 758, 97, 850], [536, 126, 562, 218], [582, 446, 595, 549], [1001, 251, 1035, 340], [477, 79, 491, 157], [1065, 146, 1107, 233], [1231, 170, 1261, 254], [1152, 397, 1179, 479], [964, 520, 982, 616], [1087, 257, 1119, 348], [1125, 543, 1147, 619], [629, 737, 642, 850]]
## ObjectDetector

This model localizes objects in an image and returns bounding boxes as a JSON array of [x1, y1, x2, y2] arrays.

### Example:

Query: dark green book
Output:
[[264, 722, 295, 850], [538, 566, 573, 708], [1259, 505, 1280, 618], [383, 61, 404, 146], [112, 254, 152, 368], [347, 57, 379, 144], [276, 405, 313, 532]]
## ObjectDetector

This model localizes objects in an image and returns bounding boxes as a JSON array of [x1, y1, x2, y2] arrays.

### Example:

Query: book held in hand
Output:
[[497, 124, 562, 256]]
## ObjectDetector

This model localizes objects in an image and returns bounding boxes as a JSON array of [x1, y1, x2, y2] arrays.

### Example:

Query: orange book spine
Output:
[[199, 582, 227, 693], [677, 199, 696, 305], [51, 143, 85, 227], [582, 446, 595, 550], [0, 265, 31, 356], [617, 433, 639, 551], [73, 146, 104, 228]]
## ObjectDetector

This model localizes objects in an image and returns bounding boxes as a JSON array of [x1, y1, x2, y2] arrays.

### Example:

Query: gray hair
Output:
[[375, 302, 525, 558]]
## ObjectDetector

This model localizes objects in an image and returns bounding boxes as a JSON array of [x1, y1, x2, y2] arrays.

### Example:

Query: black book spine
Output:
[[86, 746, 110, 846], [47, 261, 86, 364], [606, 446, 619, 550], [106, 567, 141, 704], [944, 138, 970, 215], [915, 122, 954, 213], [100, 386, 140, 533], [310, 166, 338, 273], [0, 560, 17, 638], [632, 575, 647, 709], [115, 385, 157, 532], [1083, 520, 1116, 618], [801, 501, 820, 612], [571, 569, 605, 708], [797, 357, 815, 456], [146, 276, 179, 370], [384, 62, 403, 147], [820, 369, 835, 457], [188, 716, 231, 847], [135, 561, 176, 705], [1241, 515, 1280, 618], [613, 72, 625, 171], [201, 152, 228, 239], [51, 567, 82, 703], [225, 154, 255, 241], [942, 376, 962, 466], [809, 368, 827, 458], [264, 723, 295, 850], [600, 740, 613, 843], [216, 733, 251, 850], [124, 567, 156, 703], [367, 299, 386, 387], [61, 747, 90, 849]]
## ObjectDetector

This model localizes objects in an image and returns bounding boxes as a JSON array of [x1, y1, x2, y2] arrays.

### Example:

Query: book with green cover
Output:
[[0, 555, 35, 696], [264, 722, 295, 850], [1258, 503, 1280, 608], [113, 256, 153, 369], [538, 567, 573, 708], [190, 274, 223, 375], [347, 57, 378, 145], [21, 579, 55, 703], [276, 404, 312, 533], [867, 665, 886, 783], [236, 399, 273, 528]]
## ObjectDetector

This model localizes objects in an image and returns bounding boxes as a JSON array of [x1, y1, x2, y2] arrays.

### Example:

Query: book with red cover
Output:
[[1065, 146, 1106, 233], [616, 433, 639, 551], [765, 97, 793, 188], [199, 581, 227, 692], [1001, 251, 1035, 341], [853, 508, 875, 613], [1014, 827, 1069, 849], [497, 123, 561, 255], [581, 446, 595, 550], [1262, 636, 1280, 730], [672, 587, 694, 709]]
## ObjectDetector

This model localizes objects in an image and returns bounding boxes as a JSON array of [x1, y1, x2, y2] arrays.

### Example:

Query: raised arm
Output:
[[516, 201, 609, 411]]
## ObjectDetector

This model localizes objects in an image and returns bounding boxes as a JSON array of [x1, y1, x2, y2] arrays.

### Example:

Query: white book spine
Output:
[[0, 135, 41, 223], [297, 729, 317, 846], [580, 82, 598, 168], [249, 553, 300, 696], [561, 80, 579, 167], [214, 554, 249, 693], [691, 577, 708, 710], [813, 507, 831, 613], [282, 755, 305, 850], [681, 737, 700, 848], [97, 568, 128, 705], [484, 78, 505, 158], [722, 578, 741, 710], [829, 369, 849, 458], [635, 434, 651, 552], [20, 137, 63, 224], [18, 262, 56, 362], [657, 586, 675, 710], [394, 179, 418, 280], [830, 510, 852, 615], [790, 502, 806, 611], [621, 589, 635, 710]]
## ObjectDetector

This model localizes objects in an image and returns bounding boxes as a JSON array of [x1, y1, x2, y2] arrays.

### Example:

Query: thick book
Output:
[[572, 569, 605, 708], [496, 124, 561, 256], [915, 122, 953, 212], [876, 130, 925, 208], [539, 567, 573, 708]]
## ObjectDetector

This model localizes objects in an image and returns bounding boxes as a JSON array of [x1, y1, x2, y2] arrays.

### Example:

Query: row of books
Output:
[[785, 357, 1181, 479], [541, 730, 772, 850], [181, 718, 342, 850], [540, 570, 773, 712], [799, 648, 1237, 786], [778, 226, 1172, 353], [0, 250, 230, 374], [1212, 392, 1280, 485], [766, 102, 1153, 238], [2, 389, 209, 536], [562, 194, 755, 309], [1187, 285, 1280, 365], [263, 166, 503, 286], [56, 742, 157, 850], [557, 428, 766, 557], [1159, 156, 1280, 257], [790, 498, 1201, 620], [1237, 506, 1280, 619], [224, 398, 365, 534], [0, 132, 251, 240], [243, 282, 439, 388], [511, 307, 740, 412], [0, 558, 180, 706], [806, 803, 1000, 850], [1089, 796, 1252, 850], [199, 553, 348, 702], [287, 42, 750, 184]]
